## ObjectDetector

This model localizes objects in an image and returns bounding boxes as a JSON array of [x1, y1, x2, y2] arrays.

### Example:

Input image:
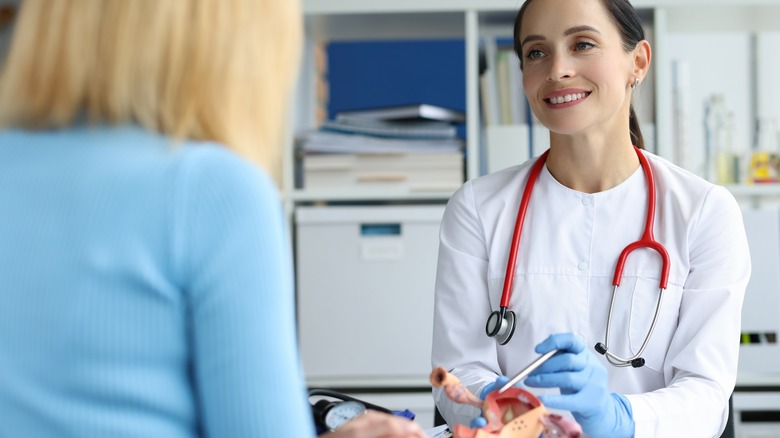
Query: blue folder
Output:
[[326, 39, 466, 138]]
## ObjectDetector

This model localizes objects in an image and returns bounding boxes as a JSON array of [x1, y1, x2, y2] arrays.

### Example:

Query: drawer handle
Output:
[[361, 224, 402, 236]]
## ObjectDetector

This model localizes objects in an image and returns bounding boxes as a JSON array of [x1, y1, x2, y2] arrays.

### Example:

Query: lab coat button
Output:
[[582, 197, 592, 206], [578, 261, 589, 271]]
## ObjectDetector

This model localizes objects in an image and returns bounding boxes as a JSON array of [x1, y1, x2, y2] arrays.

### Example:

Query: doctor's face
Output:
[[518, 0, 637, 138]]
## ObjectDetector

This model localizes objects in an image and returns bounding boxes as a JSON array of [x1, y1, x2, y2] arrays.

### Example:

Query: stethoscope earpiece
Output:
[[594, 342, 646, 368]]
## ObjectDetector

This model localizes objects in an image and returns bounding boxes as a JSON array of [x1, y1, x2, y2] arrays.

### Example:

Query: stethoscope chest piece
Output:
[[486, 309, 516, 345]]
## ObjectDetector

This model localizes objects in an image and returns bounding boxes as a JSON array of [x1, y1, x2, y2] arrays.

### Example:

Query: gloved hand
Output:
[[479, 375, 511, 400], [467, 376, 510, 429], [524, 333, 635, 437]]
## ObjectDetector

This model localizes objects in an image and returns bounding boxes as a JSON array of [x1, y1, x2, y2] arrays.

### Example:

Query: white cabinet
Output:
[[739, 209, 780, 371], [732, 388, 780, 438], [295, 205, 445, 428], [295, 205, 444, 387]]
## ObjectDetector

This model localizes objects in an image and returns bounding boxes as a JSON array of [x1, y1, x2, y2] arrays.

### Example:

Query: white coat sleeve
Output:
[[431, 181, 503, 427], [626, 186, 750, 437]]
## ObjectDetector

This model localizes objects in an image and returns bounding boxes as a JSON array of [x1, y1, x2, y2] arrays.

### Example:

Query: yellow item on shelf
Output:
[[749, 151, 779, 184], [714, 153, 739, 185]]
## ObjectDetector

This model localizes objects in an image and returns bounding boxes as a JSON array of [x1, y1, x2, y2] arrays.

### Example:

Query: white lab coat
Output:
[[432, 150, 750, 437]]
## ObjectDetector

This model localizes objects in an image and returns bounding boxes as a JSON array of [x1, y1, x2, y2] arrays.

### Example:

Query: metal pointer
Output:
[[498, 349, 559, 393]]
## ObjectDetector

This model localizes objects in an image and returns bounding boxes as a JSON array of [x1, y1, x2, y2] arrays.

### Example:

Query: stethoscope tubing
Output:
[[489, 147, 671, 367], [498, 149, 550, 311], [601, 284, 665, 367], [486, 150, 549, 344], [611, 148, 671, 290]]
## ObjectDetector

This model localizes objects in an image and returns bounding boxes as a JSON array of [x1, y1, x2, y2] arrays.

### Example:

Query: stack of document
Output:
[[298, 105, 465, 193], [425, 425, 452, 438]]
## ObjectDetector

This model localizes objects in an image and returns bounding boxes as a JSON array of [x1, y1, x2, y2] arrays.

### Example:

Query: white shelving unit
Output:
[[292, 0, 780, 431], [290, 1, 780, 200], [287, 189, 456, 203], [727, 184, 780, 209]]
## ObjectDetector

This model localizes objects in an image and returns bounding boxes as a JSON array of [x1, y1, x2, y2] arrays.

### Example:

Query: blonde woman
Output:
[[0, 1, 425, 437]]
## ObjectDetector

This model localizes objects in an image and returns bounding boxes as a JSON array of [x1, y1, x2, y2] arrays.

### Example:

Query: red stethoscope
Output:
[[485, 146, 671, 368]]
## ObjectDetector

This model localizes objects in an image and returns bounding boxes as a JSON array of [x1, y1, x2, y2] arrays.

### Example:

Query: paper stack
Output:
[[298, 105, 465, 193]]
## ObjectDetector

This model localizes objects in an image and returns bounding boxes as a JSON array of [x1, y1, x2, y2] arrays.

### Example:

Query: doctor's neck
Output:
[[545, 135, 640, 194]]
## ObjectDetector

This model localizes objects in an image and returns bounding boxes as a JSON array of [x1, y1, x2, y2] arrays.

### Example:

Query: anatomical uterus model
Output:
[[429, 367, 582, 438]]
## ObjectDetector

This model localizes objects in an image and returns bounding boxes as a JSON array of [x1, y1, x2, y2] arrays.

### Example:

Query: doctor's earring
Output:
[[631, 78, 640, 89]]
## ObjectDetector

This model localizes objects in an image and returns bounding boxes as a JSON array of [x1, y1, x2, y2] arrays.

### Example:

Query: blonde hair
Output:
[[0, 0, 302, 181]]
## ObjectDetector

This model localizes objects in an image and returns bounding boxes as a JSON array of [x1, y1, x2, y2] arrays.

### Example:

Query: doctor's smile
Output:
[[543, 89, 592, 108]]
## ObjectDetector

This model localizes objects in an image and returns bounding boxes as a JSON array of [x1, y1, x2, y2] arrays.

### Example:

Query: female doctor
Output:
[[431, 0, 751, 436]]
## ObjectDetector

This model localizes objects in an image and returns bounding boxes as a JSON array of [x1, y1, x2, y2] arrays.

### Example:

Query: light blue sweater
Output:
[[0, 126, 316, 437]]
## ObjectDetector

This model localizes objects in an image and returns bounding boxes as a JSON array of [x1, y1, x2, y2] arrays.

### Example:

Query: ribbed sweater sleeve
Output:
[[174, 148, 315, 437]]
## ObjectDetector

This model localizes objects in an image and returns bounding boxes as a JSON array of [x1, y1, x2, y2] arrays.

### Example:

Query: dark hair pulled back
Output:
[[513, 0, 646, 149]]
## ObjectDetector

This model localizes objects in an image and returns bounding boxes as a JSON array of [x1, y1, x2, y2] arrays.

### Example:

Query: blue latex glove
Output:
[[524, 333, 635, 437], [467, 376, 510, 429], [479, 375, 511, 400]]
